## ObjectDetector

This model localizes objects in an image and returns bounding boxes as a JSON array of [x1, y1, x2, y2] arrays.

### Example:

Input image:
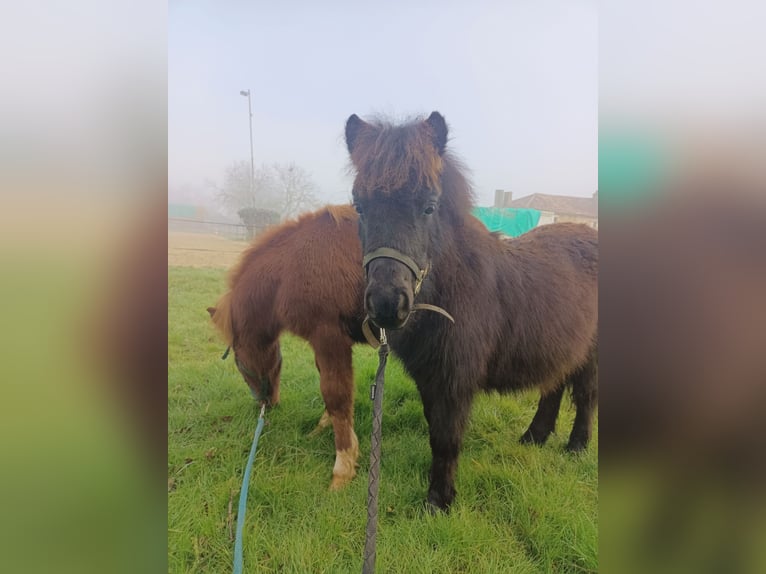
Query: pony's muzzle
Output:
[[364, 257, 416, 329], [365, 286, 412, 330], [364, 289, 411, 329]]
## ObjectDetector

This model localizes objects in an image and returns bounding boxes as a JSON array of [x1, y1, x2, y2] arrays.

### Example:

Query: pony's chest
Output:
[[388, 316, 489, 378]]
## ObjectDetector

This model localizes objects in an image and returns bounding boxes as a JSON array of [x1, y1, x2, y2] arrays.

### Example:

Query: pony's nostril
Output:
[[365, 293, 377, 318], [396, 293, 409, 322]]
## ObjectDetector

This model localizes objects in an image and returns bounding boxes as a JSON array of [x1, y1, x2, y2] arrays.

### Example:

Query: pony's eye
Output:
[[353, 203, 363, 215], [423, 204, 436, 215]]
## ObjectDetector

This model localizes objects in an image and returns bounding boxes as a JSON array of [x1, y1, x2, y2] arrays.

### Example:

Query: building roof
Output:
[[508, 193, 598, 218]]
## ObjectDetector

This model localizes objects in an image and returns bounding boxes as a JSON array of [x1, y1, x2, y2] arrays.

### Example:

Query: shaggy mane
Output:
[[348, 115, 474, 216], [349, 118, 443, 195]]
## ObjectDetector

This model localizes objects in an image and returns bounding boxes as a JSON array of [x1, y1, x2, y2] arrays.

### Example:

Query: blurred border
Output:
[[3, 1, 765, 572], [600, 2, 766, 572], [0, 2, 167, 573]]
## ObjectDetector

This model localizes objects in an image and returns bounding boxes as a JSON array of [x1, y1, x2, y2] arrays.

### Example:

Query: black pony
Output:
[[345, 112, 598, 510]]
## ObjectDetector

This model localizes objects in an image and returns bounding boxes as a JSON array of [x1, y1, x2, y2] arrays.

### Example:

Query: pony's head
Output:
[[346, 112, 450, 330]]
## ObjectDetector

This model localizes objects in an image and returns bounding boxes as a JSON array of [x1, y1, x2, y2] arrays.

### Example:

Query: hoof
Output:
[[519, 428, 549, 445], [329, 438, 359, 490], [424, 500, 446, 515], [565, 440, 588, 453], [329, 473, 354, 491], [426, 491, 452, 513], [309, 410, 332, 437]]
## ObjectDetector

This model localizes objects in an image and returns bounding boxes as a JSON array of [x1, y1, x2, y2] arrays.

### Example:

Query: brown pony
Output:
[[345, 112, 598, 510], [207, 205, 368, 489]]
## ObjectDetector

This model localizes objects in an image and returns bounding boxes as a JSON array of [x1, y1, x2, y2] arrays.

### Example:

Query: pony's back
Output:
[[211, 205, 363, 346]]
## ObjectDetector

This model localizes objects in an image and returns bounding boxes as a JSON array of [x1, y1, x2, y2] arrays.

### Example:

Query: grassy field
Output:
[[168, 265, 598, 573]]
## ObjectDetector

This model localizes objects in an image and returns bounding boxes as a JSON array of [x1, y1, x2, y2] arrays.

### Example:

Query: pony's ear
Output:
[[206, 306, 217, 318], [425, 111, 448, 155], [345, 114, 368, 154]]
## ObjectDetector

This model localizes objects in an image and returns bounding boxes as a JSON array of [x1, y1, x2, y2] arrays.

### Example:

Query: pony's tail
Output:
[[207, 290, 234, 346]]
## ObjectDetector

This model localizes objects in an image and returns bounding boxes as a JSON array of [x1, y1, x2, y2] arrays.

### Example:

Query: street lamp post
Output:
[[239, 89, 255, 195]]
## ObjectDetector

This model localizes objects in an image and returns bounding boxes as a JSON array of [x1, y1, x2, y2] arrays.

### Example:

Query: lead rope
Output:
[[233, 402, 267, 574], [362, 328, 389, 574]]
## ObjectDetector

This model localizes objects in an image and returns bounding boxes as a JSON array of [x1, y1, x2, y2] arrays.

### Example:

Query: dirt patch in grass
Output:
[[168, 232, 249, 268]]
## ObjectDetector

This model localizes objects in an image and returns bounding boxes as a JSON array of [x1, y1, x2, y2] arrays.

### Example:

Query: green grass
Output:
[[169, 266, 598, 573]]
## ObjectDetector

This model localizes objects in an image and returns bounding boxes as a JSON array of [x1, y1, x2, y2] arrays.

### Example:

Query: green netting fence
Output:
[[472, 207, 541, 237]]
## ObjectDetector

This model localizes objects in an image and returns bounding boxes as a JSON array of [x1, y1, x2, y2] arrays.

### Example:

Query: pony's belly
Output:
[[484, 355, 574, 395]]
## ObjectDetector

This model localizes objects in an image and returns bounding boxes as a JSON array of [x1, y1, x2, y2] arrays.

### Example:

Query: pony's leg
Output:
[[311, 335, 358, 490], [419, 384, 474, 511], [519, 385, 566, 445], [566, 349, 598, 452], [308, 358, 332, 436], [309, 409, 333, 437]]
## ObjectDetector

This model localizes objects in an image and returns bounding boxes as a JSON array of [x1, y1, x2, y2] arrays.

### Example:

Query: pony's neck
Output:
[[430, 202, 482, 276], [425, 157, 480, 285]]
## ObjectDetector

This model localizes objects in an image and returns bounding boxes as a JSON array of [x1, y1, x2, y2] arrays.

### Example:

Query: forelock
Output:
[[349, 119, 443, 197]]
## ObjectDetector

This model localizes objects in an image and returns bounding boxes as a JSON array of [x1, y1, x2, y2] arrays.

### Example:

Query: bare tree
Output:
[[209, 160, 279, 217], [211, 160, 320, 221], [272, 162, 320, 220]]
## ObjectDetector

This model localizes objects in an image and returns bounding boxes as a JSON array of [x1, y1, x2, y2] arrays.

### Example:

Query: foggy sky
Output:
[[169, 1, 597, 208]]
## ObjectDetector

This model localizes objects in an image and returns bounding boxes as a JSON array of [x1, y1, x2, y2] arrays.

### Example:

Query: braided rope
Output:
[[362, 329, 389, 574]]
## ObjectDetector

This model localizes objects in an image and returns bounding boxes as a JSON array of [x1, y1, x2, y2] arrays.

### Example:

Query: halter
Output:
[[362, 247, 429, 295], [221, 345, 277, 404], [361, 246, 454, 348]]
